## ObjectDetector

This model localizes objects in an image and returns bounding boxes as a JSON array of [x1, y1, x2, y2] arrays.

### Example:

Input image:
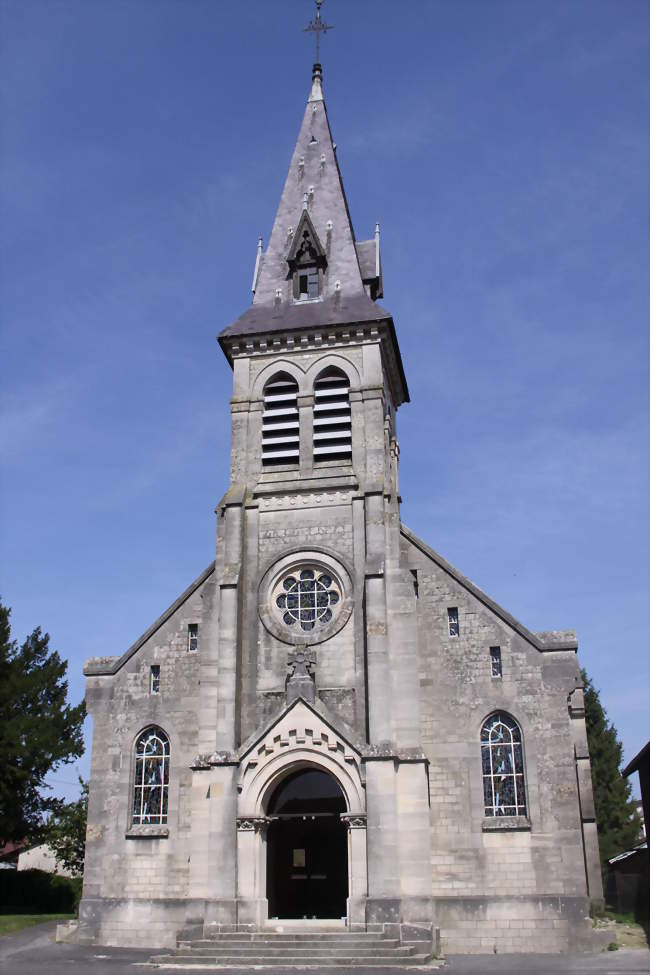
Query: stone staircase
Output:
[[150, 929, 437, 968]]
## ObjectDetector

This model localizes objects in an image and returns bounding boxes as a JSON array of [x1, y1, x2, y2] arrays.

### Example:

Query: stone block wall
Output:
[[403, 529, 594, 952], [80, 576, 209, 945]]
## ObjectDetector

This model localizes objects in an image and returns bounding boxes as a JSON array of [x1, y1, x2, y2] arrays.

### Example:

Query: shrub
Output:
[[0, 869, 81, 914]]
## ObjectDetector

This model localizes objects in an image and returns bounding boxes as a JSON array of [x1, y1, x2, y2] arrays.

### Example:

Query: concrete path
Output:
[[0, 922, 649, 975]]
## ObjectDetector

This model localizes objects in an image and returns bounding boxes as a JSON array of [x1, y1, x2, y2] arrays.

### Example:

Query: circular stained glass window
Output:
[[275, 568, 341, 632]]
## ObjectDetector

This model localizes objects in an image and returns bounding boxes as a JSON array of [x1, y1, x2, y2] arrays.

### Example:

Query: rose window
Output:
[[275, 568, 340, 631]]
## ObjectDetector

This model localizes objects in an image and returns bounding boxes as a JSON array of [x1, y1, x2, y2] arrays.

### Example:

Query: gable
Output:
[[236, 697, 366, 818], [401, 524, 577, 653], [286, 209, 326, 270], [83, 562, 215, 676], [237, 695, 363, 766]]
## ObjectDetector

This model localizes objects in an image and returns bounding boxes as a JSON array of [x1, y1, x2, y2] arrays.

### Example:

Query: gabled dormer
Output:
[[286, 209, 327, 301]]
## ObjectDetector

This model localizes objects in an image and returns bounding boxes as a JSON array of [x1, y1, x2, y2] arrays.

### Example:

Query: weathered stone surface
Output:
[[78, 66, 602, 957]]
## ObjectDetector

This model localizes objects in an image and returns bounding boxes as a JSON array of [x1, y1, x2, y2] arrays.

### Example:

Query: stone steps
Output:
[[178, 931, 388, 946], [179, 935, 400, 946], [172, 945, 412, 957], [150, 931, 435, 968], [152, 953, 433, 968]]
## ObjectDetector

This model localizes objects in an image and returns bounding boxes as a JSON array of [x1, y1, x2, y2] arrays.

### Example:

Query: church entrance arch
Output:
[[235, 702, 368, 927], [265, 767, 347, 919]]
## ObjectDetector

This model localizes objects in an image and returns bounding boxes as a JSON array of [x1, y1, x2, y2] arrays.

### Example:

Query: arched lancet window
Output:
[[262, 373, 299, 466], [132, 727, 170, 825], [481, 712, 527, 818], [313, 367, 351, 461]]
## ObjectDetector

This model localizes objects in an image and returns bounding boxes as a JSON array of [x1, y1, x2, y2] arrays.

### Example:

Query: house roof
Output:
[[608, 841, 647, 865], [623, 740, 650, 777]]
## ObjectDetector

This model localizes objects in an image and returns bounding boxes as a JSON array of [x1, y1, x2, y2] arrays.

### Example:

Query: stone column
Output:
[[216, 486, 245, 751], [188, 761, 239, 931], [349, 389, 365, 479], [569, 687, 604, 906], [298, 393, 314, 474], [385, 565, 422, 749], [236, 817, 270, 928], [341, 814, 368, 929], [364, 568, 391, 744], [364, 758, 400, 929], [395, 759, 435, 945], [190, 485, 244, 930]]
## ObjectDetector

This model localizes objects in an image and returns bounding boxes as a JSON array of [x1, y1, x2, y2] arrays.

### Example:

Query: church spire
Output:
[[250, 57, 366, 309]]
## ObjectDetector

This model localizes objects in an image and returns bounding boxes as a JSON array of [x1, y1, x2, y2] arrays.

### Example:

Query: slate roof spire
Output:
[[220, 62, 392, 370], [250, 64, 369, 309]]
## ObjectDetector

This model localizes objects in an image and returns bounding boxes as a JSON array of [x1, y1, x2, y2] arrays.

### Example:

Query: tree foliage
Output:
[[44, 777, 88, 875], [582, 669, 641, 867], [0, 600, 86, 843]]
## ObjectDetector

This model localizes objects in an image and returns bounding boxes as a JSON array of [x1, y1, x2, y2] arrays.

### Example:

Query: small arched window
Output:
[[262, 373, 299, 466], [481, 712, 527, 818], [132, 727, 170, 825], [313, 367, 351, 461]]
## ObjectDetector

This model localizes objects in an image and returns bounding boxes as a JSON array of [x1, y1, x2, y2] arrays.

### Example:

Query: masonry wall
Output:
[[80, 581, 209, 946], [231, 339, 390, 745], [240, 498, 362, 737], [403, 532, 593, 952]]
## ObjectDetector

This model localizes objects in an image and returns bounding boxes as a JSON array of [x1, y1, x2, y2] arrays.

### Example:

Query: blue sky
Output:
[[1, 0, 648, 803]]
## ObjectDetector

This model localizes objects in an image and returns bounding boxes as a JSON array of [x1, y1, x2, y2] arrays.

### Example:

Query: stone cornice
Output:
[[220, 320, 408, 409]]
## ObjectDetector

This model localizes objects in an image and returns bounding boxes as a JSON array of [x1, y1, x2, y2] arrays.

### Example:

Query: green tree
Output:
[[583, 669, 641, 867], [0, 600, 86, 843], [44, 777, 88, 875]]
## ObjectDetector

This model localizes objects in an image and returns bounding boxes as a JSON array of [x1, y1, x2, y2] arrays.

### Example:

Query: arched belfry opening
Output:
[[265, 767, 348, 919]]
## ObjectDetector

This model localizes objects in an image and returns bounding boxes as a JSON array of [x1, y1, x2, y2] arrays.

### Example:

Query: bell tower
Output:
[[197, 54, 435, 948]]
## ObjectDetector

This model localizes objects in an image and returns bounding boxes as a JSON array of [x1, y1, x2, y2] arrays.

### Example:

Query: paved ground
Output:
[[1, 922, 649, 975]]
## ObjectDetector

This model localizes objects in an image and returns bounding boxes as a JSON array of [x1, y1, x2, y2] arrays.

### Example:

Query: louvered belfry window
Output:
[[262, 373, 300, 466], [313, 367, 352, 461]]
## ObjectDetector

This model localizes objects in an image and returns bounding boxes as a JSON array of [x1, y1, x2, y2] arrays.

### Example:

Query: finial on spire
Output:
[[303, 0, 333, 66]]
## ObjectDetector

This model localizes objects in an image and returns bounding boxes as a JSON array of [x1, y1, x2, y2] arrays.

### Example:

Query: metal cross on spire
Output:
[[303, 0, 333, 64]]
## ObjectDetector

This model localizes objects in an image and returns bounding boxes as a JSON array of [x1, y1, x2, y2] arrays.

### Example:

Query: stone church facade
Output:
[[79, 63, 603, 955]]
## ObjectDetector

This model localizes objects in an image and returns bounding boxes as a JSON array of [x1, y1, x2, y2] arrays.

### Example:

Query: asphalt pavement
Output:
[[1, 922, 649, 975]]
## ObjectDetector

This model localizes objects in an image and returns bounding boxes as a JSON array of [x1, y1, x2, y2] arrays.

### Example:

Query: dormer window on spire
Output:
[[286, 211, 326, 302], [297, 264, 319, 300]]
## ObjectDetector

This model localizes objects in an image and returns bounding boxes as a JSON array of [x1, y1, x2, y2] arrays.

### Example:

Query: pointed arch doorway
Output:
[[266, 767, 348, 919]]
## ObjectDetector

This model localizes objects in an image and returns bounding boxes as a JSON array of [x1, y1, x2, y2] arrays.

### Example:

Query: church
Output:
[[78, 49, 604, 959]]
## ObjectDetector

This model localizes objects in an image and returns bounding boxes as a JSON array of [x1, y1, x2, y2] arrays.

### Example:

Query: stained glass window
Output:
[[481, 712, 527, 817], [132, 727, 170, 825], [275, 568, 340, 632]]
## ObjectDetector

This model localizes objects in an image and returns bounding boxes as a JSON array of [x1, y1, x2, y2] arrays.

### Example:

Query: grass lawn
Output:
[[0, 914, 75, 937]]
